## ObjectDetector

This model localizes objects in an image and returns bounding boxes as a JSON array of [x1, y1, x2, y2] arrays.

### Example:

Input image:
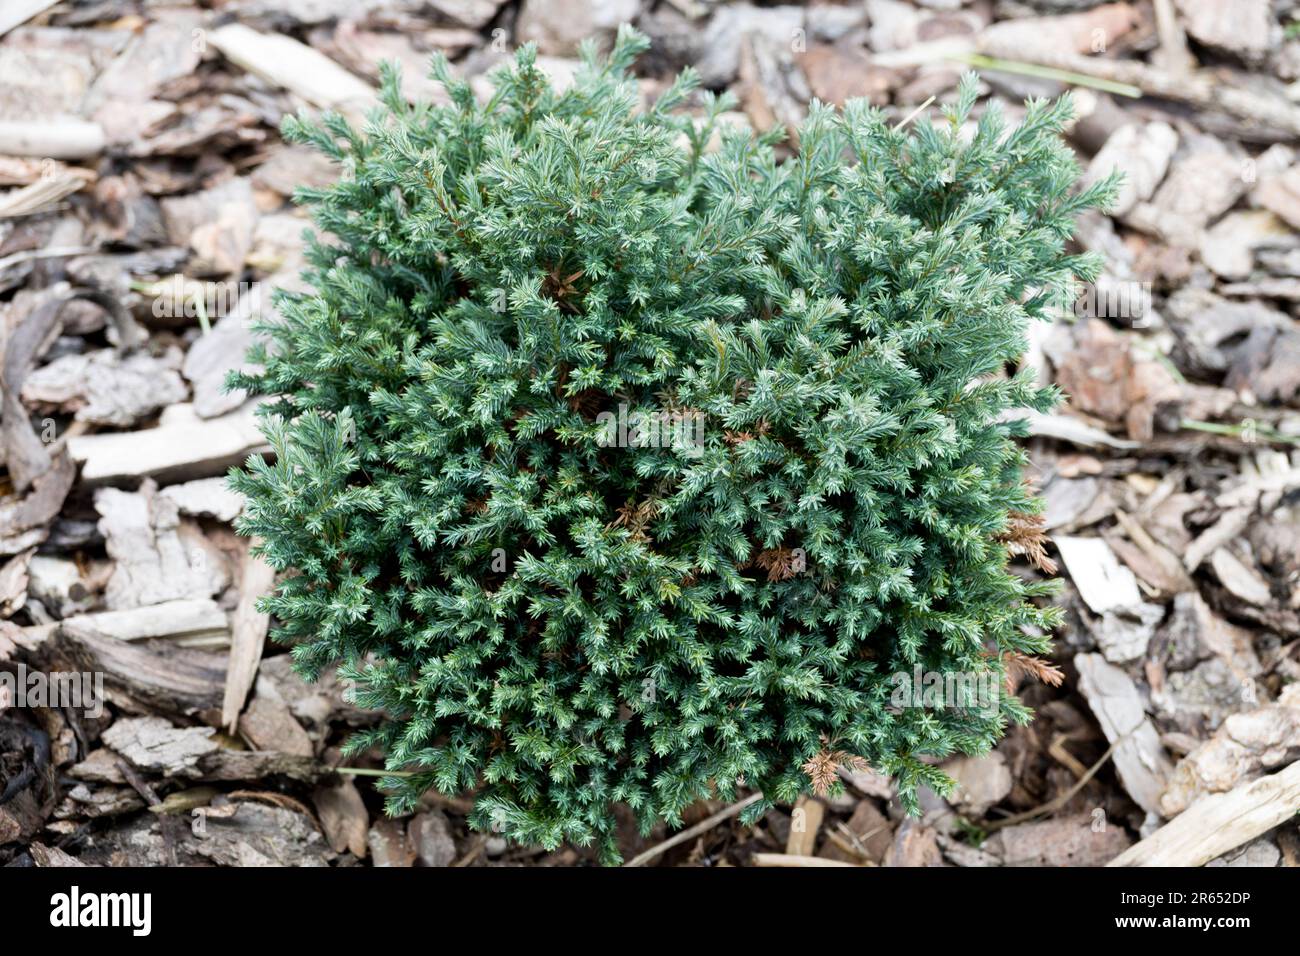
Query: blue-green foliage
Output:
[[230, 26, 1115, 863]]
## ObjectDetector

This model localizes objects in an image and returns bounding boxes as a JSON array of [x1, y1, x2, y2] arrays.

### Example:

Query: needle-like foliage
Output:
[[230, 27, 1114, 864]]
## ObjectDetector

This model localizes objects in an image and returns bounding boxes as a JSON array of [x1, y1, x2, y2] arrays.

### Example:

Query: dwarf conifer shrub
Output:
[[231, 27, 1114, 863]]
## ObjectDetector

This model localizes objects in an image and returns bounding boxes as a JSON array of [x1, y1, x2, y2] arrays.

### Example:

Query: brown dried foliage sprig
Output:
[[1001, 651, 1066, 693], [998, 509, 1058, 574], [751, 546, 804, 582], [802, 736, 872, 797]]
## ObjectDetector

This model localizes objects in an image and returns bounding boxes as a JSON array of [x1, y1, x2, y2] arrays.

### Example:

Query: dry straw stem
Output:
[[752, 853, 860, 867]]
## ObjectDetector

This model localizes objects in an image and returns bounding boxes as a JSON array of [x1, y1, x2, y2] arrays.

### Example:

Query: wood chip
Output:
[[1201, 210, 1292, 279], [1111, 509, 1195, 595], [1082, 121, 1178, 216], [981, 3, 1142, 60], [95, 480, 231, 611], [190, 801, 330, 867], [1160, 685, 1300, 815], [0, 547, 33, 618], [368, 818, 415, 867], [223, 542, 276, 732], [1174, 0, 1274, 62], [0, 1, 57, 37], [22, 346, 187, 427], [994, 813, 1133, 866], [208, 24, 376, 119], [785, 795, 825, 857], [1216, 467, 1300, 508], [1210, 548, 1273, 606], [736, 31, 809, 141], [1012, 409, 1139, 449], [3, 292, 66, 492], [943, 752, 1013, 816], [1075, 652, 1175, 817], [182, 296, 261, 418], [160, 177, 258, 277], [1055, 534, 1144, 613], [839, 765, 893, 799], [159, 478, 246, 523], [29, 842, 93, 867], [39, 599, 230, 648], [1185, 506, 1252, 570], [238, 693, 313, 757], [1254, 164, 1300, 231], [46, 619, 226, 718], [1112, 759, 1300, 866], [103, 716, 219, 779], [313, 776, 369, 858], [820, 799, 892, 864], [408, 809, 458, 867], [0, 452, 74, 556], [0, 173, 88, 218], [883, 818, 943, 867], [802, 44, 899, 107], [69, 400, 270, 485], [1128, 137, 1248, 245]]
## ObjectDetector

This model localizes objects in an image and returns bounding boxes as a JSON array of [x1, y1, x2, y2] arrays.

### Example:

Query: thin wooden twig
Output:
[[115, 757, 178, 867], [1047, 733, 1090, 780], [452, 835, 487, 867], [1150, 0, 1195, 75], [984, 728, 1131, 832], [823, 825, 872, 862], [623, 793, 763, 867]]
